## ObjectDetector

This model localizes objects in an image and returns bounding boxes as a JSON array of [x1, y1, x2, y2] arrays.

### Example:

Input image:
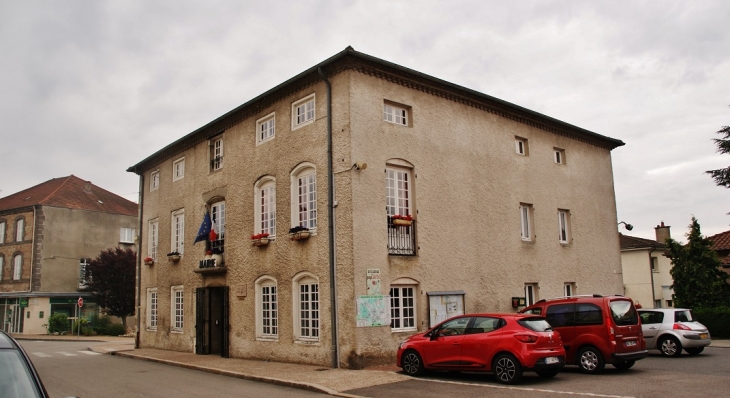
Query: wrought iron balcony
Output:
[[387, 216, 416, 256]]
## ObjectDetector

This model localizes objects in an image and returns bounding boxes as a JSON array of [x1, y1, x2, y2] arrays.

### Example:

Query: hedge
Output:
[[693, 307, 730, 339]]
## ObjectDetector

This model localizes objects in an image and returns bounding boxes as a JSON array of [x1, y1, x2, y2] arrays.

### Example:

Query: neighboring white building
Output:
[[128, 47, 626, 368], [620, 223, 674, 308]]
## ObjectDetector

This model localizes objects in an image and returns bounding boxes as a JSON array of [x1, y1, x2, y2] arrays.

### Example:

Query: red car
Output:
[[396, 313, 566, 384]]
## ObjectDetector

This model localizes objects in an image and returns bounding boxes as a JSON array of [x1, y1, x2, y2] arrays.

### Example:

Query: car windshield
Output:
[[674, 310, 694, 322], [518, 317, 552, 332], [0, 350, 43, 398], [609, 300, 639, 326]]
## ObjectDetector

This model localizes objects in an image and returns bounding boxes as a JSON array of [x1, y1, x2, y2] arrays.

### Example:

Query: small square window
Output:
[[150, 171, 159, 191], [383, 102, 410, 126], [210, 137, 223, 171], [651, 257, 659, 272], [257, 113, 276, 144], [515, 137, 528, 155], [173, 157, 185, 181], [292, 95, 315, 129], [120, 227, 135, 244], [554, 148, 566, 164], [564, 282, 576, 297]]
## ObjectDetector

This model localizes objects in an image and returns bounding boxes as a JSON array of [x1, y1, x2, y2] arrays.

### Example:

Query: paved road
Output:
[[346, 347, 730, 398], [20, 340, 330, 398]]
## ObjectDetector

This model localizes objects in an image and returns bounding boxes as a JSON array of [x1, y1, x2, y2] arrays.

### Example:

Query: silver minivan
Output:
[[638, 308, 711, 356]]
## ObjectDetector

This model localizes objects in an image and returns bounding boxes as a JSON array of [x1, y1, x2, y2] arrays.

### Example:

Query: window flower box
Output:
[[251, 233, 270, 247], [288, 226, 311, 241], [143, 257, 154, 266], [391, 214, 413, 227], [167, 252, 181, 262]]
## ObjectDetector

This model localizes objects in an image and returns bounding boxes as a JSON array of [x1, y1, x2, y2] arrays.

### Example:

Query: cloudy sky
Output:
[[1, 0, 728, 242]]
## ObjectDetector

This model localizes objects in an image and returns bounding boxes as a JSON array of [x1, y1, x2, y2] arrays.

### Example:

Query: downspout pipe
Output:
[[649, 248, 657, 308], [134, 172, 144, 349], [318, 66, 339, 369]]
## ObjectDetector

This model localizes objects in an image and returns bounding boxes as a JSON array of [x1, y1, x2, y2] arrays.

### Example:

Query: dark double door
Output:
[[195, 286, 229, 357]]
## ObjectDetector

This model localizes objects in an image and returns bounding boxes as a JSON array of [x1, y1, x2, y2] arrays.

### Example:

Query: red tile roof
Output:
[[708, 230, 730, 251], [619, 233, 666, 250], [0, 175, 137, 216]]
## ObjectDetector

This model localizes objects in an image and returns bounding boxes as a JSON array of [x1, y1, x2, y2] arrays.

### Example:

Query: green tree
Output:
[[665, 217, 730, 308], [706, 109, 730, 188], [85, 247, 136, 327]]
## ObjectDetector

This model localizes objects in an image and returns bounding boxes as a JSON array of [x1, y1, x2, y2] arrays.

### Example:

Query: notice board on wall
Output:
[[427, 291, 465, 327]]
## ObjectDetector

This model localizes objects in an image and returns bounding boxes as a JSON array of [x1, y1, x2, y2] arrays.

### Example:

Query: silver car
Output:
[[638, 308, 711, 357]]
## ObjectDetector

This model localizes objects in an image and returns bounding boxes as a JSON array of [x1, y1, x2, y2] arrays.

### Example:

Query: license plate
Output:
[[626, 340, 637, 346], [700, 333, 708, 339], [545, 357, 560, 365]]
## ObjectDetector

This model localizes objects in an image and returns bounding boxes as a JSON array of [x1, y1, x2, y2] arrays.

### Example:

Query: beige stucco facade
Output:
[[131, 48, 625, 368]]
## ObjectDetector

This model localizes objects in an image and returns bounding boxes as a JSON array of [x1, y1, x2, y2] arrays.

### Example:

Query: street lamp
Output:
[[618, 221, 633, 231]]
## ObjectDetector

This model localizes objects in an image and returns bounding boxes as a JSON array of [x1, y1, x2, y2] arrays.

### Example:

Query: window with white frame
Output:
[[148, 220, 159, 260], [558, 209, 570, 243], [256, 277, 278, 339], [293, 274, 319, 340], [256, 113, 275, 144], [386, 166, 412, 217], [390, 285, 416, 331], [78, 258, 90, 288], [120, 227, 135, 244], [520, 203, 533, 241], [383, 102, 410, 126], [211, 137, 223, 171], [515, 137, 528, 155], [291, 164, 317, 230], [173, 157, 185, 181], [554, 148, 565, 164], [171, 209, 185, 254], [564, 282, 575, 297], [150, 170, 160, 191], [147, 288, 158, 330], [255, 179, 276, 237], [210, 201, 225, 252], [0, 220, 6, 243], [15, 218, 24, 242], [13, 254, 22, 280], [651, 257, 659, 272], [525, 283, 538, 306], [171, 286, 184, 332], [292, 94, 315, 129]]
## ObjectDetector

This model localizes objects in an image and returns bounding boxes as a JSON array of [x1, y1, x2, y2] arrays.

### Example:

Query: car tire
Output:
[[401, 350, 425, 376], [659, 336, 682, 357], [536, 369, 559, 378], [577, 346, 605, 374], [612, 360, 635, 370], [685, 347, 704, 355], [493, 354, 523, 384]]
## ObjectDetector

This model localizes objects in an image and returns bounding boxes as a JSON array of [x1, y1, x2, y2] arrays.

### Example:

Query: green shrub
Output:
[[106, 323, 127, 336], [71, 318, 89, 335], [693, 307, 730, 339], [89, 314, 112, 335], [46, 313, 69, 334]]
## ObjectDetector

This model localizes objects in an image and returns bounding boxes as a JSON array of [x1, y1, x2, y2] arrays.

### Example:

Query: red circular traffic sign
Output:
[[78, 297, 83, 307]]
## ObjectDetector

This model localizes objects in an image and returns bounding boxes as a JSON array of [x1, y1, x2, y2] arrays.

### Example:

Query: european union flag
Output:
[[194, 212, 212, 244]]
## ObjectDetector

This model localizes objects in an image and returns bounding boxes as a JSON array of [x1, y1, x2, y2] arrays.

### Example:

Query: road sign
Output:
[[78, 297, 83, 308]]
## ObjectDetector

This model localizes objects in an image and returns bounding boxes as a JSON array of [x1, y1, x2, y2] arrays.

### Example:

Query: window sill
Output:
[[256, 336, 279, 342], [294, 339, 321, 346], [170, 329, 184, 334], [146, 328, 157, 332]]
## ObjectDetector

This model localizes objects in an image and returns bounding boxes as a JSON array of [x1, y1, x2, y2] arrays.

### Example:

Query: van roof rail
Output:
[[533, 294, 604, 304]]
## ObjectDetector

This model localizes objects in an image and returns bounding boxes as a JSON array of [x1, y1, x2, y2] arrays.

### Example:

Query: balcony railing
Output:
[[387, 217, 416, 256]]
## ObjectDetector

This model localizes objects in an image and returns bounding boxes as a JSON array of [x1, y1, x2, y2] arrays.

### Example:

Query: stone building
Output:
[[0, 175, 138, 333], [127, 47, 626, 368]]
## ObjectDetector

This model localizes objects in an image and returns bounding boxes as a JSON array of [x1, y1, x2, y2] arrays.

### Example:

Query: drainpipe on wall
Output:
[[318, 66, 339, 369], [649, 249, 657, 308], [134, 173, 144, 349]]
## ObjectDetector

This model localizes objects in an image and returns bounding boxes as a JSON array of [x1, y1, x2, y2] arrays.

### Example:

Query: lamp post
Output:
[[618, 221, 633, 231]]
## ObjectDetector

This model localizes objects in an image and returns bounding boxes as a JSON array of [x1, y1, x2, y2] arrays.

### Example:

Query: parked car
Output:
[[0, 330, 50, 397], [396, 313, 565, 384], [520, 294, 648, 374], [637, 308, 711, 356]]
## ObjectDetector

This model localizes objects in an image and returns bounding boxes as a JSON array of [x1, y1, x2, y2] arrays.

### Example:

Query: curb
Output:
[[12, 336, 111, 343], [113, 351, 366, 398]]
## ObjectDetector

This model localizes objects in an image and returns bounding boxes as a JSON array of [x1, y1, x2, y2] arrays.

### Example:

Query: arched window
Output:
[[0, 219, 6, 244], [210, 200, 225, 252], [254, 177, 276, 237], [255, 276, 278, 339], [0, 255, 4, 280], [292, 272, 319, 341], [15, 217, 25, 242], [290, 163, 317, 231], [13, 254, 22, 281], [390, 277, 419, 332]]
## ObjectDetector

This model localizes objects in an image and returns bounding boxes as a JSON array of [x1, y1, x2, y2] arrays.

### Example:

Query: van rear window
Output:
[[610, 300, 638, 326]]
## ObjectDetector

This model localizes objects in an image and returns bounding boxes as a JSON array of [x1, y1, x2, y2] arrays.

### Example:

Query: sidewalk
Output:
[[12, 334, 730, 397]]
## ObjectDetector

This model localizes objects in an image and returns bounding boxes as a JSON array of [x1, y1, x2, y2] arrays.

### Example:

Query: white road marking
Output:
[[55, 351, 78, 356], [32, 352, 52, 357], [419, 377, 636, 398], [78, 351, 102, 355]]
